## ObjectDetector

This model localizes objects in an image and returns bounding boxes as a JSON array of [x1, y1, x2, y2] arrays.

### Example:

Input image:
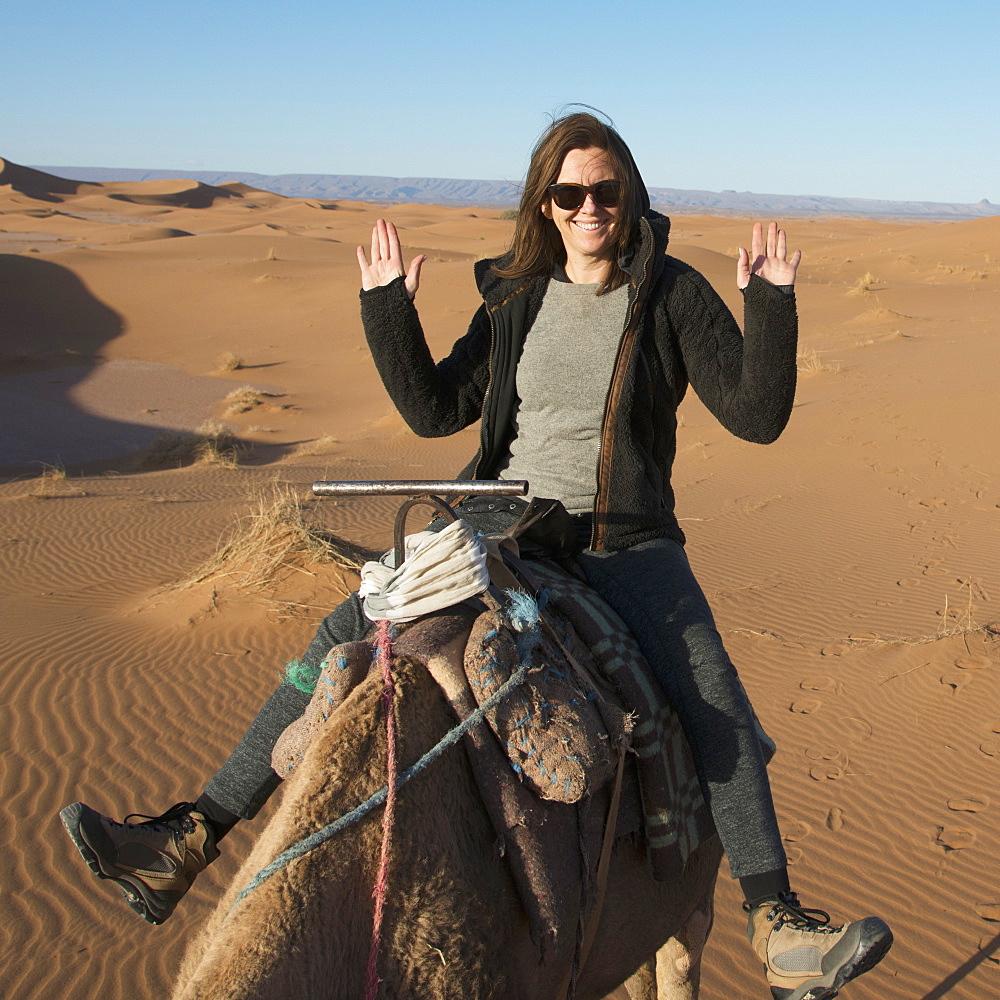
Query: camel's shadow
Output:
[[0, 254, 280, 472]]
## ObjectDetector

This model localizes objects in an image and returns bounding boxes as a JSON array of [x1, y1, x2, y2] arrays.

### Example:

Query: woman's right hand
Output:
[[357, 218, 426, 301]]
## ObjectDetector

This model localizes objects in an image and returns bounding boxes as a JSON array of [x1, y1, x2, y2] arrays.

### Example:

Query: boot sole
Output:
[[59, 802, 163, 925]]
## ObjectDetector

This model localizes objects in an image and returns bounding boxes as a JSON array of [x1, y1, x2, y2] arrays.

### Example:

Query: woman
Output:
[[62, 112, 891, 999]]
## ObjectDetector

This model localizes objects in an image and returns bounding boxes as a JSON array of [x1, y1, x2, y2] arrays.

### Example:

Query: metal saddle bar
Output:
[[311, 481, 529, 568], [311, 480, 528, 498]]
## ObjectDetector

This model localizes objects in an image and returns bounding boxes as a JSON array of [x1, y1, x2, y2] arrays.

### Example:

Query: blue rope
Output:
[[228, 659, 529, 915]]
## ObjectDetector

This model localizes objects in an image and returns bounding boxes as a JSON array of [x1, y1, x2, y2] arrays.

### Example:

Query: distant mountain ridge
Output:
[[29, 164, 998, 220]]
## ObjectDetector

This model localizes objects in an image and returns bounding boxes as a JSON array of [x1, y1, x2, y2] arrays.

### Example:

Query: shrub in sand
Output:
[[848, 271, 879, 296], [26, 463, 86, 499], [223, 385, 265, 415], [222, 386, 285, 416], [170, 485, 375, 595], [292, 434, 340, 457], [215, 351, 244, 372], [133, 421, 246, 470], [796, 349, 841, 375], [194, 420, 245, 467]]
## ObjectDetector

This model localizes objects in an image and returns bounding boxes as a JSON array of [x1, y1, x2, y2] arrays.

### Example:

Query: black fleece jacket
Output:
[[360, 211, 798, 552]]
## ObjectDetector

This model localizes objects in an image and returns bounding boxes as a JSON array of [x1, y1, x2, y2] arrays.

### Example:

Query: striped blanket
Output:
[[508, 556, 715, 878]]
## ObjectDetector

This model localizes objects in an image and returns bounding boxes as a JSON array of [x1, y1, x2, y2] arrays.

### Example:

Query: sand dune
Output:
[[0, 156, 89, 198], [119, 226, 193, 242], [1, 163, 998, 1000], [97, 178, 241, 209]]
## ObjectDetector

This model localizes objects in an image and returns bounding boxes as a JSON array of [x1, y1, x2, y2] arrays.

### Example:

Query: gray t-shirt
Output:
[[497, 277, 629, 514]]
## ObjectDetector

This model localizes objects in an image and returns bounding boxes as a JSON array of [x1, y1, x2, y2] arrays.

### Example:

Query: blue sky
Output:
[[3, 0, 997, 204]]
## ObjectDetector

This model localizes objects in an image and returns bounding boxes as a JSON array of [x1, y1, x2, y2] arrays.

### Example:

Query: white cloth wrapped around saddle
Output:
[[359, 519, 490, 623]]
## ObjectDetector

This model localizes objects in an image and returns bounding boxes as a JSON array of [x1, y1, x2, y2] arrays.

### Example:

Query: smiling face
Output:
[[541, 146, 619, 282]]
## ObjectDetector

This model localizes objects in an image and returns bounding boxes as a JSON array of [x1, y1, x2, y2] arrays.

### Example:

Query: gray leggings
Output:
[[204, 535, 786, 879], [203, 591, 372, 820]]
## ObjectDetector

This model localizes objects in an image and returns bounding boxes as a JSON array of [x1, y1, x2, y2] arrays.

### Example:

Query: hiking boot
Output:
[[59, 801, 219, 925], [745, 892, 893, 1000]]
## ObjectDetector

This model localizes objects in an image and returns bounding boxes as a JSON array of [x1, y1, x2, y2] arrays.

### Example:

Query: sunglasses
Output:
[[547, 180, 623, 211]]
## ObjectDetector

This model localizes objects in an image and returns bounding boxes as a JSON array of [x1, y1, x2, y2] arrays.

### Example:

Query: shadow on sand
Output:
[[917, 930, 1000, 1000], [0, 254, 278, 474]]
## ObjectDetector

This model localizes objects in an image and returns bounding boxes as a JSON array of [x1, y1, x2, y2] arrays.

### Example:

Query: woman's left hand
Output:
[[737, 221, 801, 289]]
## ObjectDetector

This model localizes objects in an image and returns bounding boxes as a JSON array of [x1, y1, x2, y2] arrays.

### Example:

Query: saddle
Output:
[[271, 537, 715, 954]]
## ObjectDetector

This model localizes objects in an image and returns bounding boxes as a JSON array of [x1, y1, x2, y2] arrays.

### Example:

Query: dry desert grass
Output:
[[222, 386, 284, 415], [169, 484, 374, 597], [215, 350, 244, 372], [133, 420, 245, 469], [292, 433, 340, 457], [22, 463, 87, 499], [848, 270, 880, 295], [796, 348, 841, 375]]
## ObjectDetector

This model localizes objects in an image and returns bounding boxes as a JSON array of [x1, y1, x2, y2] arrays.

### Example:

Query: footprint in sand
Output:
[[980, 738, 1000, 758], [790, 699, 822, 714], [783, 820, 812, 842], [810, 763, 845, 781], [839, 717, 874, 745], [975, 903, 1000, 922], [955, 656, 992, 670], [820, 644, 851, 656], [805, 745, 849, 764], [785, 846, 803, 865], [800, 678, 839, 692], [948, 796, 990, 813], [940, 670, 972, 694], [826, 807, 846, 831], [896, 578, 922, 588], [936, 827, 976, 850], [991, 721, 1000, 734]]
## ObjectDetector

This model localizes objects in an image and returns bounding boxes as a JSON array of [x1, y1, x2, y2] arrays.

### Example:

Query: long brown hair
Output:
[[494, 111, 650, 294]]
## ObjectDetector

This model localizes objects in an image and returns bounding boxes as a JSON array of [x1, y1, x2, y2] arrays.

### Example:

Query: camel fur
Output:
[[172, 609, 722, 1000]]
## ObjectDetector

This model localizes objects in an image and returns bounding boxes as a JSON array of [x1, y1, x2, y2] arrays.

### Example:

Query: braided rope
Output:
[[365, 619, 397, 999], [227, 656, 529, 916]]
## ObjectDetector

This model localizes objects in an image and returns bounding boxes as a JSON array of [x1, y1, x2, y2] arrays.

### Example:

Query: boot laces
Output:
[[769, 892, 841, 933], [119, 801, 198, 835]]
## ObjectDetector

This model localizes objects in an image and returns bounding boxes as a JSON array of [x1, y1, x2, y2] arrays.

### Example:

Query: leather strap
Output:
[[580, 734, 629, 968], [555, 734, 630, 1000]]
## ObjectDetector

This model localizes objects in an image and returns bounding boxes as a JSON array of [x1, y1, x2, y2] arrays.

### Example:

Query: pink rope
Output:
[[365, 618, 397, 1000]]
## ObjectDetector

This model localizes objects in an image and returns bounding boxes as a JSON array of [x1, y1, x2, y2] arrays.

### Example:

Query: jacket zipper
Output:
[[589, 222, 653, 551], [473, 307, 498, 481]]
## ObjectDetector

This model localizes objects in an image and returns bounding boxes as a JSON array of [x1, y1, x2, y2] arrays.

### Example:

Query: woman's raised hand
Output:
[[357, 219, 426, 301], [737, 221, 801, 290]]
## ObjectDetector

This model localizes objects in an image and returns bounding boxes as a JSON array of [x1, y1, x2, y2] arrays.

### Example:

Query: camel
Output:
[[172, 591, 723, 1000]]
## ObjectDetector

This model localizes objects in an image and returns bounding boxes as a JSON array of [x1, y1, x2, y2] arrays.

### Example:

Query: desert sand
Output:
[[1, 158, 998, 999]]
